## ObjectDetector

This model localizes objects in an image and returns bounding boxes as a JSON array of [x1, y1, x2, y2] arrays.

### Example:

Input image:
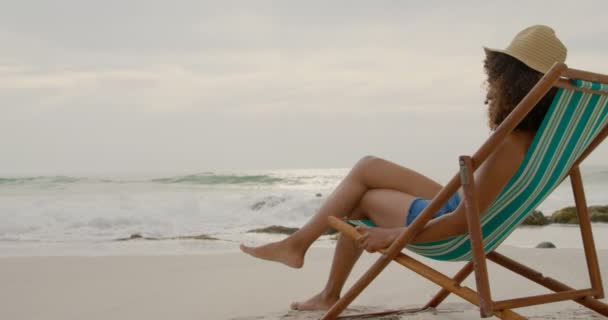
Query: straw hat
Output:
[[484, 25, 567, 73]]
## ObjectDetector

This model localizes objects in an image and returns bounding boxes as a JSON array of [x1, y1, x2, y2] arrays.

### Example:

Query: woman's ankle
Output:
[[319, 288, 340, 302], [282, 234, 311, 255]]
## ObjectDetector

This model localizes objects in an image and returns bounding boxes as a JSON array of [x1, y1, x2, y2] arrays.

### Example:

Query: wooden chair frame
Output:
[[321, 63, 608, 320]]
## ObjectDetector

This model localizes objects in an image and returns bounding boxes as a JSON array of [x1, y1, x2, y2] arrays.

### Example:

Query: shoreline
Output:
[[2, 223, 608, 257]]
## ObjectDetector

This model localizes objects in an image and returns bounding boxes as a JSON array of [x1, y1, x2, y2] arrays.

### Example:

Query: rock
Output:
[[551, 207, 579, 224], [250, 201, 266, 211], [115, 233, 219, 241], [522, 210, 550, 226], [247, 225, 299, 235], [249, 196, 286, 211], [246, 225, 338, 236], [590, 205, 608, 222], [170, 234, 219, 241], [114, 233, 145, 241], [551, 205, 608, 224], [536, 241, 556, 248]]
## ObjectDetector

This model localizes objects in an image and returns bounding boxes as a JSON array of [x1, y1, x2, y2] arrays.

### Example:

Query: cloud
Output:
[[1, 1, 608, 173]]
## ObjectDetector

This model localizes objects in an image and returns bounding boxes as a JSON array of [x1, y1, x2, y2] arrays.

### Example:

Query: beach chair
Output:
[[322, 63, 608, 320]]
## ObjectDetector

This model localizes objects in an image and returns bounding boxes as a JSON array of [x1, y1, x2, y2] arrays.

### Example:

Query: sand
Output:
[[0, 245, 606, 320]]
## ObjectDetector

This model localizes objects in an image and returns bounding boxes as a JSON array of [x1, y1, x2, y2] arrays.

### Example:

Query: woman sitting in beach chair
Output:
[[241, 25, 565, 311]]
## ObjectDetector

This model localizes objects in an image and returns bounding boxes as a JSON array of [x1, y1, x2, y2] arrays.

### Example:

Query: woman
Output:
[[241, 25, 567, 311]]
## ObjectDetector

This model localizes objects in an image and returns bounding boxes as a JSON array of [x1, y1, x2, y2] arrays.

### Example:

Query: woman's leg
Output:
[[240, 156, 442, 268], [290, 207, 367, 310], [292, 189, 419, 310]]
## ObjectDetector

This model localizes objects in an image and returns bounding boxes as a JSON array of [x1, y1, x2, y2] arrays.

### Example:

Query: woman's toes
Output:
[[290, 294, 337, 311]]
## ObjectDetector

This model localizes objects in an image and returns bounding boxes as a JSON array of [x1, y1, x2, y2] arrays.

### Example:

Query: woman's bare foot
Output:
[[290, 292, 339, 311], [239, 240, 305, 269]]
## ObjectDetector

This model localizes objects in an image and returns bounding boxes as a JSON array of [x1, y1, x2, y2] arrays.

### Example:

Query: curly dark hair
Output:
[[484, 51, 557, 132]]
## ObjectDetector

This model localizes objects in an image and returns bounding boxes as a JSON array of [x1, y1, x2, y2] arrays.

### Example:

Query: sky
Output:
[[2, 1, 608, 177]]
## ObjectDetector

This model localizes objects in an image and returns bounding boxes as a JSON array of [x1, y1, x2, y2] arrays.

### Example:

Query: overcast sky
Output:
[[2, 1, 607, 177]]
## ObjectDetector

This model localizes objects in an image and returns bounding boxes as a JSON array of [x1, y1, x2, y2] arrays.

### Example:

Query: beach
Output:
[[1, 168, 608, 319], [1, 245, 606, 320], [4, 2, 608, 319]]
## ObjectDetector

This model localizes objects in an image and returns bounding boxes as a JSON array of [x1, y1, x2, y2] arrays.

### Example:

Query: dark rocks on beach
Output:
[[551, 205, 608, 224], [168, 234, 220, 241], [115, 233, 149, 241], [250, 201, 267, 211], [590, 205, 608, 222], [115, 233, 219, 241], [522, 210, 550, 226], [247, 225, 299, 235], [247, 225, 337, 236], [249, 196, 287, 211], [551, 207, 579, 224], [536, 241, 556, 248]]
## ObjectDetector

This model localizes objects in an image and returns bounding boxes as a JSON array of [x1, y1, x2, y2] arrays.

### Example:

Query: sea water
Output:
[[0, 166, 607, 256]]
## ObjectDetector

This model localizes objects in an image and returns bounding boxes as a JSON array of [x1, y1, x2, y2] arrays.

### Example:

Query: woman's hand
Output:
[[355, 226, 404, 253]]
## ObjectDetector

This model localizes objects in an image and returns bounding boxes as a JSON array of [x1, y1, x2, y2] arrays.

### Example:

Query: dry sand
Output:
[[0, 246, 606, 319]]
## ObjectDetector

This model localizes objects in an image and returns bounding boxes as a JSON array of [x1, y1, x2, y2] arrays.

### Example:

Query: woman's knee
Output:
[[354, 155, 378, 167], [351, 155, 382, 178]]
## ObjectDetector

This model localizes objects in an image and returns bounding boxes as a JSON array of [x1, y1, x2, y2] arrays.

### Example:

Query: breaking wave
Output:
[[0, 171, 343, 189]]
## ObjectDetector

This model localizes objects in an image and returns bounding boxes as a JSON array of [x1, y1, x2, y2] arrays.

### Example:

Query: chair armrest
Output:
[[328, 216, 362, 241]]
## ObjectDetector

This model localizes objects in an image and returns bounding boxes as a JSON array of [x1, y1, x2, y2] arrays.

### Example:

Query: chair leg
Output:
[[460, 156, 494, 317], [423, 261, 474, 309], [570, 166, 605, 299], [488, 251, 608, 316], [390, 252, 525, 320]]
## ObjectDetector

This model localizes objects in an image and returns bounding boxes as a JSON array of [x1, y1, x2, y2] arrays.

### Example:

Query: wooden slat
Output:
[[423, 261, 474, 309], [493, 289, 596, 310], [488, 251, 608, 316], [555, 79, 608, 96], [564, 68, 608, 85], [328, 217, 363, 240], [391, 253, 524, 320], [570, 167, 605, 298], [460, 156, 493, 317]]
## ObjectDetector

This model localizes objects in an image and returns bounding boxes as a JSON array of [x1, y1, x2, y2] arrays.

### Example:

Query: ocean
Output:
[[1, 166, 607, 256]]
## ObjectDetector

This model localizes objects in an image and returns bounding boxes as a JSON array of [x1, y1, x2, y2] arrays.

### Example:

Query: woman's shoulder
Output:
[[482, 131, 533, 176]]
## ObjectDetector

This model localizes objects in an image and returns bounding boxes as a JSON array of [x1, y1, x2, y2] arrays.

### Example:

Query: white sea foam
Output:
[[0, 169, 343, 243], [0, 166, 606, 256]]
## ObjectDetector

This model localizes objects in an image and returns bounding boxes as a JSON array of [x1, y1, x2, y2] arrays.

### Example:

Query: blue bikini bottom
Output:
[[406, 192, 461, 226]]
